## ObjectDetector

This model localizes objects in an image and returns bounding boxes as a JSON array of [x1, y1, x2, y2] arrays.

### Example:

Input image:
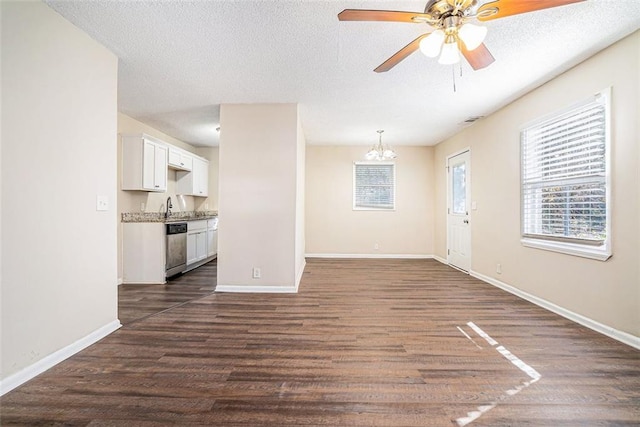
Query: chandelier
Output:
[[365, 130, 397, 161]]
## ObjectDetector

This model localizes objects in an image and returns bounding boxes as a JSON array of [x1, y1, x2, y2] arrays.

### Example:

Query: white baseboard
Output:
[[470, 270, 640, 350], [305, 253, 435, 259], [295, 259, 306, 290], [0, 319, 122, 396], [433, 255, 447, 265], [215, 260, 307, 294], [215, 284, 299, 293]]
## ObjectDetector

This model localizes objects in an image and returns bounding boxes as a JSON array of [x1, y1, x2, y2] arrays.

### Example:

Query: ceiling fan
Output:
[[338, 0, 586, 72]]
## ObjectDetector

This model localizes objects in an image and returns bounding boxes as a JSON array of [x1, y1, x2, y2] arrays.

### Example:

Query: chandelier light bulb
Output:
[[383, 149, 397, 159], [419, 29, 445, 58], [365, 148, 379, 160], [458, 23, 487, 51]]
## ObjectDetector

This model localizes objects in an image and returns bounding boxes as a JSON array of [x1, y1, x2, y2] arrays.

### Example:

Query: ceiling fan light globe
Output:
[[419, 29, 445, 58], [438, 41, 460, 65], [458, 23, 487, 51]]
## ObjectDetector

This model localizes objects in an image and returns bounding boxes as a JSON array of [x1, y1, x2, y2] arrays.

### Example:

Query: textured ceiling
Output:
[[44, 0, 640, 147]]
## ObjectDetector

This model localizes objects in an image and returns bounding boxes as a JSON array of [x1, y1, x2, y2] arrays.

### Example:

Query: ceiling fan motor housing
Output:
[[424, 0, 477, 21]]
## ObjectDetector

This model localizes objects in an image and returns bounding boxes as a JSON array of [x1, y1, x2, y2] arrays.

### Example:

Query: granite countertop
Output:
[[121, 210, 218, 223]]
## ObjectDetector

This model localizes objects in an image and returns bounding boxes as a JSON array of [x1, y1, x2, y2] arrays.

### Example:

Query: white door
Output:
[[447, 151, 471, 272]]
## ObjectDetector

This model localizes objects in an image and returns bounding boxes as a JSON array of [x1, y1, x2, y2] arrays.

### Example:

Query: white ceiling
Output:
[[44, 0, 640, 147]]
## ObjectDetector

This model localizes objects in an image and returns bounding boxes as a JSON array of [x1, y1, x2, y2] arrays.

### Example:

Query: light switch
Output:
[[96, 195, 109, 211], [471, 201, 477, 210]]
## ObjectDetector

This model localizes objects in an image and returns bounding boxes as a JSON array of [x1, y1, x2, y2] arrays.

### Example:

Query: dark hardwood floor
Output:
[[2, 259, 639, 426], [118, 260, 217, 324]]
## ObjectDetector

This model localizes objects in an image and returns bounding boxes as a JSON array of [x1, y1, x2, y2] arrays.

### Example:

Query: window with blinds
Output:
[[353, 162, 395, 210], [521, 89, 611, 259]]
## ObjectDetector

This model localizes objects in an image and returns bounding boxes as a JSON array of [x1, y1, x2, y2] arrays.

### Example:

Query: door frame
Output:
[[446, 148, 471, 273]]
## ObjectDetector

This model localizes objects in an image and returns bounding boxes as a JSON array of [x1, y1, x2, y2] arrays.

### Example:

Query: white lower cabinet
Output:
[[123, 217, 218, 283], [207, 218, 218, 258], [207, 228, 217, 257], [196, 231, 207, 261], [186, 219, 214, 270], [186, 232, 197, 265], [122, 223, 166, 284], [187, 231, 207, 264]]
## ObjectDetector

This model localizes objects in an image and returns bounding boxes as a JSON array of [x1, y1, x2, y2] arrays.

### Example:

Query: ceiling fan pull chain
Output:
[[452, 65, 457, 92]]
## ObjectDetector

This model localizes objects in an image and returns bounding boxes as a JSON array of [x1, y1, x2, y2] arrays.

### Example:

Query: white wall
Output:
[[295, 116, 306, 281], [217, 104, 304, 290], [1, 1, 119, 381], [434, 31, 640, 338], [305, 145, 435, 256]]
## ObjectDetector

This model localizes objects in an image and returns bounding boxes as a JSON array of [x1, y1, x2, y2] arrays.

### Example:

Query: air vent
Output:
[[463, 116, 484, 124]]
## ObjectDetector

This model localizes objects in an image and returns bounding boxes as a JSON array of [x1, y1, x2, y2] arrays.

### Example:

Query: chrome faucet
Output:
[[165, 196, 172, 219]]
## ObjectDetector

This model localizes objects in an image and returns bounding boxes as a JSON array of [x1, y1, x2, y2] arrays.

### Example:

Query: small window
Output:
[[521, 88, 611, 260], [353, 162, 395, 210]]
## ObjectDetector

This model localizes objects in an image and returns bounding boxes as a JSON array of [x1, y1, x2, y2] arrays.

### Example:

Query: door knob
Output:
[[464, 219, 469, 224]]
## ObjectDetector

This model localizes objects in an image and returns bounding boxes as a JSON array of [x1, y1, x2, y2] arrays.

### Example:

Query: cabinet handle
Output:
[[155, 185, 159, 188]]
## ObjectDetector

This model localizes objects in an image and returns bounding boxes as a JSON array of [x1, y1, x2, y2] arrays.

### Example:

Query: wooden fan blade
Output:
[[338, 9, 431, 23], [460, 42, 495, 70], [478, 0, 586, 21], [374, 34, 429, 73]]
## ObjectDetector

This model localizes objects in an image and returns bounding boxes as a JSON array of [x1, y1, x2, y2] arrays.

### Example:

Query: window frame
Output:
[[520, 88, 612, 261], [353, 161, 396, 211]]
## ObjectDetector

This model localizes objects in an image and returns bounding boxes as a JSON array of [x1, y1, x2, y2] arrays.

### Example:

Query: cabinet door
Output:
[[154, 144, 168, 191], [176, 157, 208, 197], [168, 148, 181, 167], [207, 228, 217, 257], [169, 148, 193, 171], [196, 231, 207, 261], [142, 140, 156, 190], [181, 153, 193, 171], [194, 158, 208, 197], [186, 233, 197, 265]]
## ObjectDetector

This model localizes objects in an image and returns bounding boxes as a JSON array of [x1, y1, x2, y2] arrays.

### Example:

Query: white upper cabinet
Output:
[[122, 134, 168, 192], [176, 156, 209, 197], [168, 147, 193, 171]]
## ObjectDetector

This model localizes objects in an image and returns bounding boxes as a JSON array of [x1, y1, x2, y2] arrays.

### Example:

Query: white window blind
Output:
[[353, 162, 395, 210], [521, 90, 609, 249]]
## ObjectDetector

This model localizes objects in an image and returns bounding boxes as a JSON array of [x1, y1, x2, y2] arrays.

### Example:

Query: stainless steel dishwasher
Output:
[[166, 222, 187, 278]]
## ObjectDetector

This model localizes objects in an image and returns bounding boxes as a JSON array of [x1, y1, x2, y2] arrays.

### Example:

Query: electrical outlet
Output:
[[140, 202, 145, 212], [252, 267, 261, 279], [205, 202, 209, 210], [374, 243, 379, 250], [496, 263, 502, 274]]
